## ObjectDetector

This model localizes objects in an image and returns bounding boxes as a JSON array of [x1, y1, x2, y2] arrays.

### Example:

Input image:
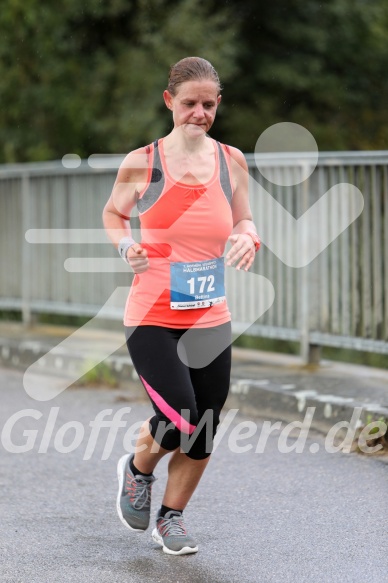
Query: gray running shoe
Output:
[[152, 510, 198, 555], [116, 454, 155, 532]]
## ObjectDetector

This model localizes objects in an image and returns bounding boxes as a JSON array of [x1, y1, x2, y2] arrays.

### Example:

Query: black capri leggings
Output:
[[125, 322, 232, 460]]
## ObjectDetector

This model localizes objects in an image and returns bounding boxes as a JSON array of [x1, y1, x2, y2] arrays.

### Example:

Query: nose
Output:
[[193, 103, 205, 118]]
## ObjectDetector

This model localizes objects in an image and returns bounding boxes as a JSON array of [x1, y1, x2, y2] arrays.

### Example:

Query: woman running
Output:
[[103, 56, 260, 555]]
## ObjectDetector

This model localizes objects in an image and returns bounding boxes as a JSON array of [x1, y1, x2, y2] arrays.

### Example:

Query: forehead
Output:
[[175, 80, 219, 101]]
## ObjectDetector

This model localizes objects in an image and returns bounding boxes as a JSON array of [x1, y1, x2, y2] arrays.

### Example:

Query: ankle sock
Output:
[[130, 456, 153, 478], [159, 504, 183, 518]]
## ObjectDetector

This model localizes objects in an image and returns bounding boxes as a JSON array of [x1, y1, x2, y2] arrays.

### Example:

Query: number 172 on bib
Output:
[[170, 258, 226, 310]]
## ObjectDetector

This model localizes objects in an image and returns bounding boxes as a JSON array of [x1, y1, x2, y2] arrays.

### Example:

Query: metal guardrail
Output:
[[0, 151, 387, 362]]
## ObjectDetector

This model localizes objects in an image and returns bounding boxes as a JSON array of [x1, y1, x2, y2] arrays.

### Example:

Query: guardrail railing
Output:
[[1, 151, 387, 362]]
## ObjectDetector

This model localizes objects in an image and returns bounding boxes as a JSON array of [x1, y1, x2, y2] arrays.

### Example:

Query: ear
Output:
[[217, 94, 222, 106], [163, 90, 174, 110]]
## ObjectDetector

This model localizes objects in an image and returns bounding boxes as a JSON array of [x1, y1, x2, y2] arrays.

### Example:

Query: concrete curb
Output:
[[0, 336, 143, 399], [0, 336, 135, 382], [226, 378, 388, 433]]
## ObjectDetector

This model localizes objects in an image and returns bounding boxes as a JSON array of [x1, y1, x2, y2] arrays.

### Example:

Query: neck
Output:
[[164, 127, 209, 154]]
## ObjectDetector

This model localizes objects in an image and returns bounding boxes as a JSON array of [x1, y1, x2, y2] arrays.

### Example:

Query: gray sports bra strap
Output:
[[137, 140, 165, 213], [217, 142, 233, 206]]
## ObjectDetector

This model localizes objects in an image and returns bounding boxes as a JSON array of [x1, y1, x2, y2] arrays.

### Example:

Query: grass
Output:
[[232, 334, 299, 355], [75, 360, 119, 388], [233, 333, 388, 369], [357, 414, 388, 454], [322, 346, 388, 370], [38, 313, 90, 327], [0, 310, 22, 321]]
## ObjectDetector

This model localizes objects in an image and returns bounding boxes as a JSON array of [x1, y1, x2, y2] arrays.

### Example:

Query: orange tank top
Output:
[[124, 137, 234, 328]]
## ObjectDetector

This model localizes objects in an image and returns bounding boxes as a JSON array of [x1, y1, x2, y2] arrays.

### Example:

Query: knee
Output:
[[149, 416, 181, 451], [180, 408, 218, 460]]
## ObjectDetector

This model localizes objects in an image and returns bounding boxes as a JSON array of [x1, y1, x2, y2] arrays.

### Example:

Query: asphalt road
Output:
[[0, 367, 387, 583]]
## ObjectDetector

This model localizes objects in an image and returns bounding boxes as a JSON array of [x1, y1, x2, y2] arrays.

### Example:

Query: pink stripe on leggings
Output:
[[140, 375, 197, 435]]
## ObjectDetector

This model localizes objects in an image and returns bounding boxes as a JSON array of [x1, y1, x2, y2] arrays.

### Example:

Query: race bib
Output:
[[170, 258, 225, 310]]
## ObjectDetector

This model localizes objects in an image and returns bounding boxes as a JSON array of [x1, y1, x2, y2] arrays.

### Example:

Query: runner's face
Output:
[[164, 80, 221, 135]]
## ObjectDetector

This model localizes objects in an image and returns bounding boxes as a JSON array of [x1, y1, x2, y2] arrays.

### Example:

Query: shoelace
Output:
[[158, 515, 187, 537], [126, 474, 154, 510]]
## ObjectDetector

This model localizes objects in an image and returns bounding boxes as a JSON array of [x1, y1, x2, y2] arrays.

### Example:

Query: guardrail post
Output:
[[21, 172, 32, 327], [299, 162, 323, 366], [299, 163, 310, 364]]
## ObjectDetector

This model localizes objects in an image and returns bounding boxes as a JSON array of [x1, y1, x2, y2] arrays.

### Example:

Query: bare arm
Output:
[[226, 146, 260, 271], [102, 148, 150, 272]]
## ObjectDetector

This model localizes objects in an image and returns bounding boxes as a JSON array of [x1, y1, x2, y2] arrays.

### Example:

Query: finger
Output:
[[133, 266, 148, 273], [130, 261, 149, 273], [131, 254, 149, 262], [128, 245, 147, 257], [236, 250, 254, 270], [243, 254, 255, 272], [227, 244, 250, 266], [226, 252, 240, 266], [226, 243, 242, 263], [239, 256, 253, 271], [132, 244, 145, 254]]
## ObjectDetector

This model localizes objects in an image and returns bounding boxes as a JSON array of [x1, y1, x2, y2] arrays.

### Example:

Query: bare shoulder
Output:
[[105, 145, 151, 218], [117, 146, 150, 183], [224, 145, 249, 174], [222, 145, 249, 193]]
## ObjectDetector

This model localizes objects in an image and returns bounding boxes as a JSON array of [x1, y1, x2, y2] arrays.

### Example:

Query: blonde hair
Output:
[[167, 57, 222, 96]]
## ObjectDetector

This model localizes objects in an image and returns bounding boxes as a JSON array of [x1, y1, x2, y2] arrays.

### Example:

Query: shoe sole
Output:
[[116, 454, 146, 533], [151, 528, 198, 555]]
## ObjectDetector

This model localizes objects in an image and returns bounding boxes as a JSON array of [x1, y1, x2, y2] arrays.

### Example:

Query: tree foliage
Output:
[[0, 0, 237, 161], [222, 0, 388, 151], [1, 0, 387, 162]]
